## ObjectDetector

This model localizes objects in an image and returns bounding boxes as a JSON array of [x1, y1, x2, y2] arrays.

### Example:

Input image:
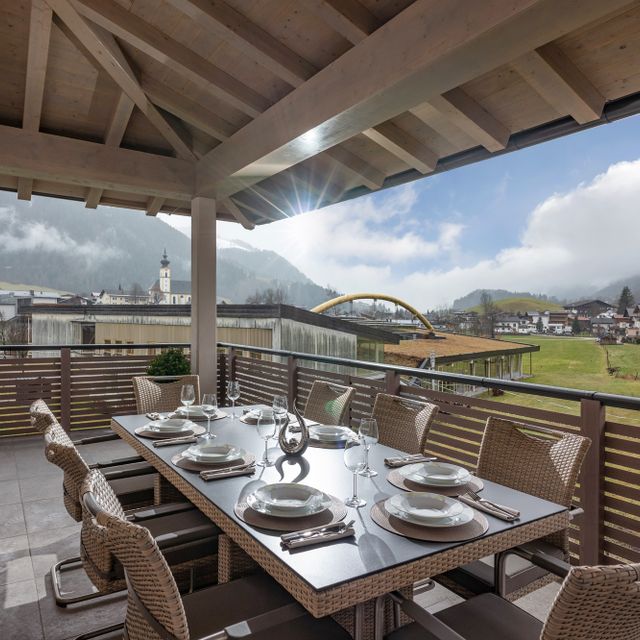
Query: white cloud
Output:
[[163, 160, 640, 308]]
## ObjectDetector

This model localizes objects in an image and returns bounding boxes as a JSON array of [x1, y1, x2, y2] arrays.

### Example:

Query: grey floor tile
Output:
[[36, 575, 125, 640], [0, 534, 34, 585], [19, 474, 63, 503], [0, 502, 26, 539], [515, 581, 560, 621], [0, 578, 44, 640], [16, 449, 57, 479], [23, 498, 75, 534], [0, 449, 18, 481], [28, 524, 81, 578], [0, 478, 21, 505]]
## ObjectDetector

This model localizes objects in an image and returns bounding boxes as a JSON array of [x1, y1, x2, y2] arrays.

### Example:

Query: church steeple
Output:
[[160, 249, 170, 268], [159, 250, 171, 295]]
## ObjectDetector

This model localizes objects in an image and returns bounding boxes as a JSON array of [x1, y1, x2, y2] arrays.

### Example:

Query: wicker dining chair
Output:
[[438, 416, 590, 600], [384, 562, 640, 640], [303, 380, 355, 425], [372, 393, 438, 453], [86, 487, 352, 640], [132, 375, 201, 414]]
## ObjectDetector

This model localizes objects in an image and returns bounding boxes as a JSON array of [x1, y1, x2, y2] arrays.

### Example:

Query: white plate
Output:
[[147, 418, 193, 433], [247, 483, 331, 518], [309, 425, 353, 442], [184, 443, 244, 463], [175, 405, 208, 418], [387, 493, 464, 522], [399, 461, 471, 487], [385, 498, 474, 528]]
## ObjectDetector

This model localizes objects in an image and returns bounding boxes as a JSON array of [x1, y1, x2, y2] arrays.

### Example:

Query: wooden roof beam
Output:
[[512, 43, 605, 124], [166, 0, 316, 87], [362, 122, 437, 174], [146, 196, 165, 216], [0, 124, 195, 200], [323, 146, 385, 190], [223, 198, 255, 230], [197, 0, 628, 199], [72, 0, 269, 117], [421, 88, 510, 152], [301, 0, 379, 45]]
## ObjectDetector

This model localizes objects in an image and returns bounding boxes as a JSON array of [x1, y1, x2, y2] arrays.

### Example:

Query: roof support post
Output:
[[190, 197, 217, 396]]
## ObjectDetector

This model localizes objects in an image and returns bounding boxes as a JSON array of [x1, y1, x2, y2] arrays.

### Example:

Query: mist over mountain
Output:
[[592, 275, 640, 305], [451, 289, 562, 311], [0, 193, 336, 307]]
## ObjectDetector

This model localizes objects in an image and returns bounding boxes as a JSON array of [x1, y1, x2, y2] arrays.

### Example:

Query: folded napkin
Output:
[[459, 495, 520, 521], [384, 455, 437, 468], [280, 521, 355, 550], [146, 412, 166, 420], [200, 465, 255, 481], [152, 436, 197, 447]]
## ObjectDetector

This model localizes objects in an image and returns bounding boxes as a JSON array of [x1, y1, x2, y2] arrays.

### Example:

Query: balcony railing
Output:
[[1, 342, 639, 572]]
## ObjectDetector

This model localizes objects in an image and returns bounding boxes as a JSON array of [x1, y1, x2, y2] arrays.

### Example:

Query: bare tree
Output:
[[480, 291, 498, 338], [130, 282, 147, 304], [246, 287, 288, 304]]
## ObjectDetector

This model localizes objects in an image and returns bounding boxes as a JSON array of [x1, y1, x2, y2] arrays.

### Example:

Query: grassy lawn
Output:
[[487, 336, 640, 423]]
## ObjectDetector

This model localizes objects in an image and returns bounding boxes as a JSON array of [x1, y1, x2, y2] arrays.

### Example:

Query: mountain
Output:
[[0, 193, 335, 307], [592, 276, 640, 306], [467, 296, 565, 314], [452, 289, 561, 310]]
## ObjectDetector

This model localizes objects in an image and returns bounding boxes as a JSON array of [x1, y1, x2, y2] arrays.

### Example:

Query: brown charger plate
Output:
[[371, 499, 489, 542], [135, 424, 205, 439], [387, 469, 484, 496], [234, 494, 347, 533], [171, 449, 255, 471]]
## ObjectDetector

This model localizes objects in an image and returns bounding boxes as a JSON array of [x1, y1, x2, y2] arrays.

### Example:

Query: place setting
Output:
[[387, 460, 485, 497], [307, 424, 357, 448], [135, 417, 204, 440], [171, 440, 256, 477]]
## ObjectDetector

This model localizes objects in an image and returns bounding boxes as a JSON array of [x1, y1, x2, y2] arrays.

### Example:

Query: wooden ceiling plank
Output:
[[167, 0, 316, 87], [362, 122, 437, 174], [512, 43, 605, 124], [46, 1, 197, 160], [17, 177, 34, 201], [141, 76, 236, 141], [301, 0, 378, 44], [85, 187, 102, 208], [24, 0, 53, 132], [72, 0, 269, 117], [323, 146, 385, 190], [146, 196, 165, 216], [423, 88, 510, 152], [197, 0, 629, 198], [0, 124, 195, 200], [224, 197, 256, 230]]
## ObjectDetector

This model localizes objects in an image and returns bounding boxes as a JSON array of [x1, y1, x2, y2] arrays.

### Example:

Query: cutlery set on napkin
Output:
[[384, 453, 437, 468], [459, 491, 520, 522], [280, 520, 356, 550], [200, 462, 256, 481], [152, 435, 198, 447]]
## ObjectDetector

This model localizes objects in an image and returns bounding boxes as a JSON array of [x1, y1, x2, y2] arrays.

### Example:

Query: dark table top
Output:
[[112, 411, 568, 594]]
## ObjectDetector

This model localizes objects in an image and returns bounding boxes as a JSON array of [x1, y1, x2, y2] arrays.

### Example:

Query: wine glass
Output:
[[272, 395, 288, 430], [226, 381, 240, 419], [200, 393, 218, 441], [180, 384, 195, 421], [343, 439, 367, 508], [256, 408, 276, 467], [359, 417, 379, 478]]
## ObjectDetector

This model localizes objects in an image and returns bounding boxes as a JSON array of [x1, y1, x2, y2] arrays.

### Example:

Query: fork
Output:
[[464, 489, 519, 517]]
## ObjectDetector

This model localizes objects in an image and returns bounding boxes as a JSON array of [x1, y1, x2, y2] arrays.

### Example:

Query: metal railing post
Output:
[[578, 398, 606, 565], [286, 356, 297, 409], [217, 351, 226, 405], [60, 347, 71, 431]]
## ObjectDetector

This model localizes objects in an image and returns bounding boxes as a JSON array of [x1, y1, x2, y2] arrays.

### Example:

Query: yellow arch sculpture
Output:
[[311, 293, 434, 332]]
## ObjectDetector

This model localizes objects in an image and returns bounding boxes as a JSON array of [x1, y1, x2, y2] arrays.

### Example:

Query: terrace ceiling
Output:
[[2, 0, 640, 228]]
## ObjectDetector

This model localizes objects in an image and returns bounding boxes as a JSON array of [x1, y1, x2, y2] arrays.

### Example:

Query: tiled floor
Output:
[[0, 433, 557, 640]]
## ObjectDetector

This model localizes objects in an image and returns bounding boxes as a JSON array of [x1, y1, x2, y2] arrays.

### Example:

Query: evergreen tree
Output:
[[571, 317, 581, 335], [617, 286, 635, 314], [536, 317, 544, 333]]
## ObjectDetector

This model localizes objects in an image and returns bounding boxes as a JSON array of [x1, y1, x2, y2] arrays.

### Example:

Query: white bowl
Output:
[[387, 493, 464, 522], [385, 498, 474, 528], [185, 443, 243, 463], [148, 418, 192, 432], [247, 483, 331, 518], [309, 425, 353, 442], [399, 461, 471, 487]]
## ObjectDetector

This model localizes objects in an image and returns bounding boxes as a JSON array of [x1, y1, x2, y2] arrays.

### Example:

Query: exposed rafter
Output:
[[223, 198, 255, 230], [301, 0, 378, 45], [17, 177, 34, 201], [512, 43, 605, 124], [146, 196, 165, 216], [0, 124, 195, 200], [166, 0, 316, 87], [323, 146, 385, 191], [72, 0, 269, 117], [421, 88, 510, 152]]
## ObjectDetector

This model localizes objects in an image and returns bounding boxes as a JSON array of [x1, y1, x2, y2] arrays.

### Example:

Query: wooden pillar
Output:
[[579, 398, 606, 565], [190, 197, 217, 395], [60, 347, 71, 431]]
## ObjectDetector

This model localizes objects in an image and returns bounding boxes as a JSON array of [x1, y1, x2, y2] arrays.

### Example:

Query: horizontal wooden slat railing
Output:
[[1, 341, 639, 569]]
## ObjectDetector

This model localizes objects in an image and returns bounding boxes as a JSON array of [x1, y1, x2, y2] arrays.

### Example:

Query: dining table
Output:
[[110, 408, 570, 640]]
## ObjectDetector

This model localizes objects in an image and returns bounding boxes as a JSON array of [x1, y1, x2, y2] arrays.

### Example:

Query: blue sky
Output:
[[162, 113, 640, 308]]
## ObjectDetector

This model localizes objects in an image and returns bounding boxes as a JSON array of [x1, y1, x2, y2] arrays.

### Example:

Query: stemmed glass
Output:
[[272, 395, 288, 431], [343, 439, 367, 508], [200, 393, 218, 441], [180, 384, 195, 422], [256, 408, 276, 467], [226, 381, 240, 419], [359, 417, 379, 478]]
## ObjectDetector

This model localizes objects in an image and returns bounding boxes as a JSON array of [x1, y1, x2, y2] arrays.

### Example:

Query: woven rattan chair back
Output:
[[132, 375, 200, 414], [30, 399, 59, 434], [84, 480, 189, 640], [303, 380, 354, 425], [477, 417, 590, 551], [541, 564, 640, 640], [372, 393, 438, 454]]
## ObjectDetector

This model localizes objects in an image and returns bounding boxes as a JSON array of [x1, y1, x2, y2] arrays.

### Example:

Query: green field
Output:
[[467, 296, 564, 314], [490, 336, 640, 422]]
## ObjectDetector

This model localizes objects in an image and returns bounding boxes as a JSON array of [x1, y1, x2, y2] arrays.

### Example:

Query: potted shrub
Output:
[[146, 348, 191, 377]]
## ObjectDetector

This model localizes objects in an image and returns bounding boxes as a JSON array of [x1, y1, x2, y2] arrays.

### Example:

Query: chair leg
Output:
[[374, 595, 386, 640], [51, 556, 103, 607], [494, 552, 508, 598], [74, 622, 124, 640]]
